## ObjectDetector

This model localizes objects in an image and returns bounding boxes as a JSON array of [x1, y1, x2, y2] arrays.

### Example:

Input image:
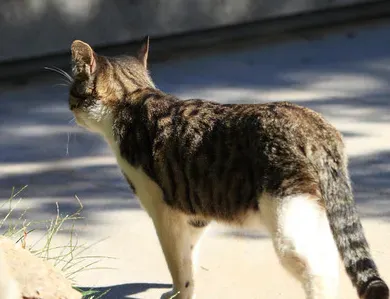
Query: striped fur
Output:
[[68, 39, 388, 298], [112, 90, 326, 222], [320, 166, 389, 298]]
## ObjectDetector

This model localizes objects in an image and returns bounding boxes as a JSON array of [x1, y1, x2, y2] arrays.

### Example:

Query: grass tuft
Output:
[[1, 187, 111, 298]]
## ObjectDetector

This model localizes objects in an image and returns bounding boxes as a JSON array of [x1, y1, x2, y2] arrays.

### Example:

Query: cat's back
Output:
[[173, 98, 343, 153], [144, 94, 345, 168], [247, 101, 343, 147], [226, 100, 345, 169], [148, 97, 346, 219], [133, 88, 341, 147]]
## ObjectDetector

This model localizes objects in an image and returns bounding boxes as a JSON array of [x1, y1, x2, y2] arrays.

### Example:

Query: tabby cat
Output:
[[68, 38, 388, 299]]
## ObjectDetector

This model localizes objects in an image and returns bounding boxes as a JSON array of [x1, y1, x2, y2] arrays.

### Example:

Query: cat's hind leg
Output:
[[260, 193, 339, 299], [151, 204, 208, 299]]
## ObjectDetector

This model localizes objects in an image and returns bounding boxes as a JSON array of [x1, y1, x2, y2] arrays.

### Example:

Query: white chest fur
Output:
[[106, 134, 164, 216]]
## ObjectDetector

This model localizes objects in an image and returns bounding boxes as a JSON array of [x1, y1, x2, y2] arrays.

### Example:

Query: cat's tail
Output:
[[320, 166, 389, 299]]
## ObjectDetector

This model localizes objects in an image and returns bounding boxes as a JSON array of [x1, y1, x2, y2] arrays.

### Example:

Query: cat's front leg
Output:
[[150, 204, 207, 299]]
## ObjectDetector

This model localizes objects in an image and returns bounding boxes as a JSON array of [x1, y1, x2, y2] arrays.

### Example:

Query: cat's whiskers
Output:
[[44, 66, 73, 85], [66, 117, 76, 156], [52, 83, 70, 88], [66, 131, 71, 156], [46, 66, 74, 156]]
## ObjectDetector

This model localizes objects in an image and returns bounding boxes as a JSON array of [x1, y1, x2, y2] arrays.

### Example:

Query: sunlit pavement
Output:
[[1, 21, 390, 298]]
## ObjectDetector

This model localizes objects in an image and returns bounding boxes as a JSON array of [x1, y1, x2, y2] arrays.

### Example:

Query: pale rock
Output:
[[0, 236, 82, 299]]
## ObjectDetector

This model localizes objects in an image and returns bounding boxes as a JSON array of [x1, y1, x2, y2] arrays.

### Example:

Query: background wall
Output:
[[0, 0, 382, 63]]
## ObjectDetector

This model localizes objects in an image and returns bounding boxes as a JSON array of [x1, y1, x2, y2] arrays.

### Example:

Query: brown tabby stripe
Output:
[[111, 88, 336, 222]]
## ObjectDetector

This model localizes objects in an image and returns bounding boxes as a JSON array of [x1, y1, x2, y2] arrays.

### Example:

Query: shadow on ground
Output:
[[1, 22, 390, 232], [78, 283, 172, 299]]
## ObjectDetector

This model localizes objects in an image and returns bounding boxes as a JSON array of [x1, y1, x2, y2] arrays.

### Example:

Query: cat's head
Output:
[[68, 37, 153, 133]]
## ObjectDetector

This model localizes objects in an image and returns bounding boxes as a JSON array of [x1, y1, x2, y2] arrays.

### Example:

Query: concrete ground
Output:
[[1, 20, 390, 298]]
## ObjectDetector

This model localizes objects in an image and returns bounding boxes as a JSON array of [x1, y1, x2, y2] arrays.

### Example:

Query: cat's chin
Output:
[[72, 112, 90, 130], [73, 112, 109, 135]]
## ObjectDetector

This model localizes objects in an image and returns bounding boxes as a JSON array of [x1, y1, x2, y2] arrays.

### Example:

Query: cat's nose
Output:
[[69, 97, 79, 110]]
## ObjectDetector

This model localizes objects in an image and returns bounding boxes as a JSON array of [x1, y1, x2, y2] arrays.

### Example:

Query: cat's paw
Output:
[[160, 290, 196, 299], [160, 290, 180, 299]]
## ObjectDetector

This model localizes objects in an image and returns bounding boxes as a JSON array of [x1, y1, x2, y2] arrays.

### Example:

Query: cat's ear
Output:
[[71, 40, 96, 78], [137, 36, 149, 68]]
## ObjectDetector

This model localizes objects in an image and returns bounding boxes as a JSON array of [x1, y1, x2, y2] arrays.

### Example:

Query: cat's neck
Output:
[[105, 88, 177, 178], [99, 87, 165, 137]]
